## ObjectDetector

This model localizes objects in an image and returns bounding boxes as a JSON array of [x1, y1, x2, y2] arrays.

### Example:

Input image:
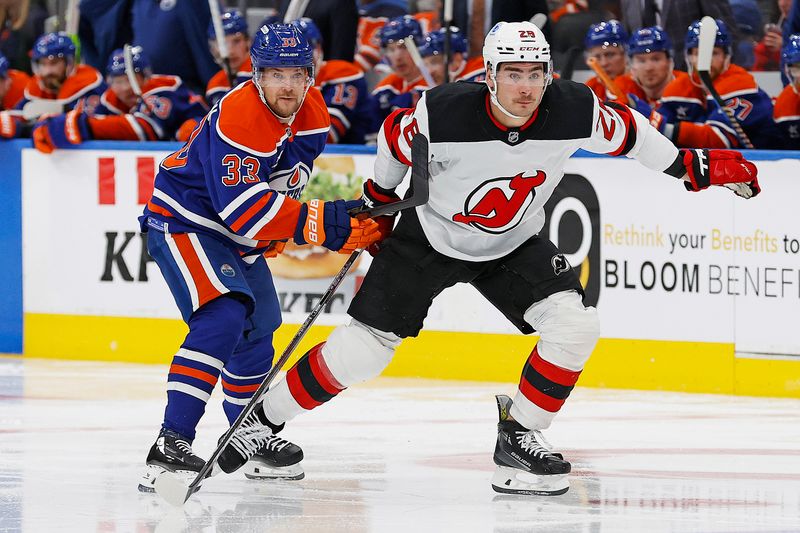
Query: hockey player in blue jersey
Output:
[[205, 9, 254, 108], [652, 19, 784, 149], [137, 23, 381, 491], [32, 46, 208, 151], [291, 17, 371, 144]]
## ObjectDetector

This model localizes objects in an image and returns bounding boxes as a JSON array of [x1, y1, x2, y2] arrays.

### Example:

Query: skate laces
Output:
[[263, 435, 291, 452], [516, 429, 557, 459], [228, 417, 273, 460], [173, 439, 197, 457]]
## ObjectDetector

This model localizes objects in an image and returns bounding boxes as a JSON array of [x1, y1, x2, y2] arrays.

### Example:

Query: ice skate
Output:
[[243, 434, 305, 480], [138, 428, 206, 493], [491, 395, 571, 496]]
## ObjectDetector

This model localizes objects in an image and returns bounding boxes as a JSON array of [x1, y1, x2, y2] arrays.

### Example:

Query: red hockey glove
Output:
[[682, 149, 760, 199], [362, 179, 401, 256], [294, 199, 380, 253]]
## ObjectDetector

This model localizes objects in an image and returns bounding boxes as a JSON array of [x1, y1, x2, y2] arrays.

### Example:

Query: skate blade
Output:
[[491, 466, 569, 496], [154, 471, 194, 506], [243, 460, 305, 480]]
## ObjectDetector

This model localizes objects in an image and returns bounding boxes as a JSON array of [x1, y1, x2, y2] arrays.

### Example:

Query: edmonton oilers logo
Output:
[[269, 162, 311, 199], [220, 264, 235, 277]]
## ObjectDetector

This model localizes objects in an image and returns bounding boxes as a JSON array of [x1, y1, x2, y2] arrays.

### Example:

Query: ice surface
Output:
[[1, 356, 799, 533]]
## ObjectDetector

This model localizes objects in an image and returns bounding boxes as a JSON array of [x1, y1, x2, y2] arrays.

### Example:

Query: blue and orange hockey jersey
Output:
[[205, 56, 253, 108], [1, 64, 105, 138], [655, 64, 783, 149], [454, 56, 486, 83], [315, 59, 370, 144], [774, 85, 800, 150], [140, 82, 330, 260], [89, 75, 207, 141], [1, 70, 30, 110], [369, 73, 428, 134]]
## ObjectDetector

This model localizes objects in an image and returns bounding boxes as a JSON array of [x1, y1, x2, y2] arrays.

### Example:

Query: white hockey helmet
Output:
[[483, 21, 553, 118]]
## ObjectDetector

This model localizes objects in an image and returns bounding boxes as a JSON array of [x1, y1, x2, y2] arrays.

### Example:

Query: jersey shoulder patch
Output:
[[661, 73, 703, 100], [59, 65, 104, 100], [535, 79, 595, 140], [317, 60, 364, 86], [715, 65, 759, 99], [143, 75, 183, 95], [291, 87, 331, 134], [774, 86, 800, 119]]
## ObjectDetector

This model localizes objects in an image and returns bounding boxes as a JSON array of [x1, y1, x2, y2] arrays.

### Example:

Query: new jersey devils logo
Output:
[[452, 171, 547, 234]]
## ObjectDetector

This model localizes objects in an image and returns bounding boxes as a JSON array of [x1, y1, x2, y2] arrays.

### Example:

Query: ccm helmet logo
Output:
[[519, 47, 541, 51], [282, 37, 298, 47]]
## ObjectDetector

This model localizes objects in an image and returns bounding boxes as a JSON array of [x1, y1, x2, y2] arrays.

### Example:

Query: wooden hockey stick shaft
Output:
[[696, 16, 754, 149], [155, 135, 431, 506], [208, 0, 235, 86], [586, 56, 633, 107]]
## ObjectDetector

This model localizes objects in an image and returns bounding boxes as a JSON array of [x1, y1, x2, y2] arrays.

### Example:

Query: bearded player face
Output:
[[256, 66, 311, 118]]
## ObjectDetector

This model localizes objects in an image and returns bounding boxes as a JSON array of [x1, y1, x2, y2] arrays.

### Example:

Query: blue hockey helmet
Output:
[[782, 33, 800, 65], [628, 26, 672, 57], [379, 15, 422, 48], [290, 17, 323, 47], [0, 52, 8, 78], [418, 27, 468, 57], [685, 18, 732, 53], [31, 32, 76, 63], [208, 9, 249, 39], [251, 23, 314, 71], [584, 20, 628, 50], [106, 46, 150, 77]]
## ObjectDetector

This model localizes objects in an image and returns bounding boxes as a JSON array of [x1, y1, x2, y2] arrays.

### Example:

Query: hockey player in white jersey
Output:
[[216, 21, 760, 495]]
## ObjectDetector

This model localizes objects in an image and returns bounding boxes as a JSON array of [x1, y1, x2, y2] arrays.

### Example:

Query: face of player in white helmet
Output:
[[384, 40, 420, 81], [35, 56, 69, 92], [487, 62, 546, 125], [256, 66, 311, 119], [631, 51, 671, 92], [108, 73, 147, 110], [586, 44, 627, 78]]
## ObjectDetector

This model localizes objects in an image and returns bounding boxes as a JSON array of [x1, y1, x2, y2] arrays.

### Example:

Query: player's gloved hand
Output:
[[681, 148, 760, 198], [362, 179, 401, 256], [0, 111, 17, 139], [263, 240, 286, 259], [649, 109, 678, 142], [628, 94, 652, 118], [294, 199, 380, 253], [32, 110, 92, 153]]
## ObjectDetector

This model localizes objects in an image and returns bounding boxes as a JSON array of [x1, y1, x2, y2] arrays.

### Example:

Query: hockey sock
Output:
[[221, 333, 275, 425], [511, 345, 582, 429], [163, 295, 247, 439], [285, 342, 346, 410]]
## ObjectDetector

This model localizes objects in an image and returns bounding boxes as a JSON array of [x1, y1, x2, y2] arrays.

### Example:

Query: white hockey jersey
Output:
[[374, 80, 681, 261]]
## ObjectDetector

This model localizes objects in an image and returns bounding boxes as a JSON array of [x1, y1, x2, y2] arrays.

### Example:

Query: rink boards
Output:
[[1, 140, 799, 397]]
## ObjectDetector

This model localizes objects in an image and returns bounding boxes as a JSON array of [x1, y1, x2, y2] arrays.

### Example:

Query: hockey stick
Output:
[[208, 0, 235, 86], [123, 44, 155, 115], [559, 46, 582, 81], [405, 38, 436, 87], [443, 0, 453, 83], [586, 56, 633, 106], [154, 134, 430, 506], [696, 16, 754, 149]]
